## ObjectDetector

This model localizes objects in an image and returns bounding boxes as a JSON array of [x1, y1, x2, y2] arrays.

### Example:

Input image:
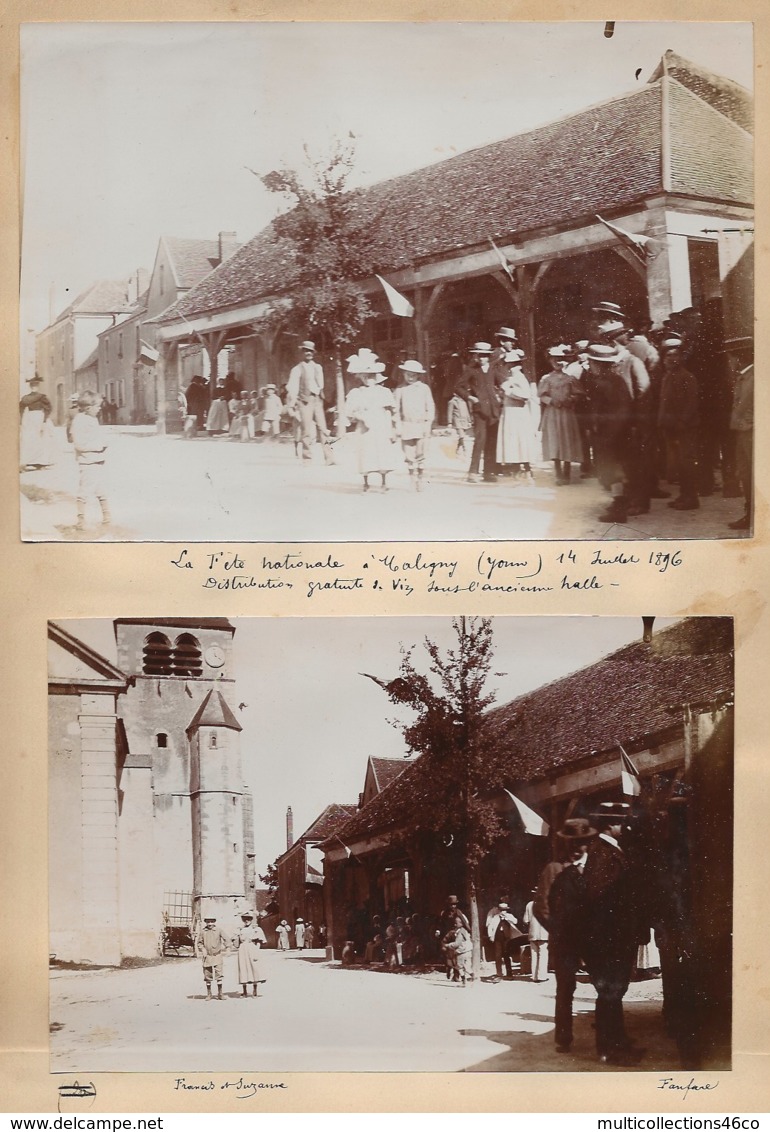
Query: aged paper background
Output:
[[2, 0, 768, 1114]]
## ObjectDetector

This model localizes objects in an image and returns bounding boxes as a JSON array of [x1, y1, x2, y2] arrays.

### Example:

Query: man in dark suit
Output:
[[539, 817, 598, 1053], [456, 342, 501, 482], [582, 801, 645, 1065]]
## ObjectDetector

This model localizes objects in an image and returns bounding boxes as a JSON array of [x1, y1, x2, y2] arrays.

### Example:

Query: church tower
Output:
[[112, 618, 248, 936], [187, 690, 246, 921]]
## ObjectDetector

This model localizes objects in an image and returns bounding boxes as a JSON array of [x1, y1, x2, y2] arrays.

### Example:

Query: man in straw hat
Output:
[[585, 344, 634, 524], [538, 817, 597, 1053], [582, 801, 646, 1065], [285, 339, 334, 464], [456, 342, 501, 483]]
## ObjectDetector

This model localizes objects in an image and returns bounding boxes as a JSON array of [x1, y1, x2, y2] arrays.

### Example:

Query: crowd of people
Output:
[[332, 790, 724, 1071], [173, 302, 752, 527]]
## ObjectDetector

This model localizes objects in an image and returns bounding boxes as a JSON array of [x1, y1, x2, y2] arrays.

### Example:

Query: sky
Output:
[[59, 615, 678, 874], [19, 20, 753, 368]]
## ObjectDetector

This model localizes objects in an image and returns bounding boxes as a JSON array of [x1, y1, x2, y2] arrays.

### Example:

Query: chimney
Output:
[[286, 806, 294, 850], [642, 616, 656, 643], [218, 231, 238, 264]]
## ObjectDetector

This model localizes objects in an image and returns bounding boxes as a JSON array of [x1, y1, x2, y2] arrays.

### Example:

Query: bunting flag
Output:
[[376, 275, 414, 318], [503, 789, 549, 836], [335, 834, 352, 859], [596, 214, 656, 264], [619, 744, 642, 797], [489, 236, 516, 284]]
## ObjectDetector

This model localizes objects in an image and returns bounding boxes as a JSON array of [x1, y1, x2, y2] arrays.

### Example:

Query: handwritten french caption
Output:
[[175, 1077, 287, 1098], [170, 547, 683, 600]]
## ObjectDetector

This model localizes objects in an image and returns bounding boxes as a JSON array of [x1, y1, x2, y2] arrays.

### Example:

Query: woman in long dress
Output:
[[496, 350, 539, 481], [20, 375, 56, 470], [344, 349, 396, 492], [538, 344, 585, 484], [233, 911, 267, 997]]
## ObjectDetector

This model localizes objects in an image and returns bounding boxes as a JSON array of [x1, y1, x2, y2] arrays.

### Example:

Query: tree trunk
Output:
[[334, 350, 346, 438], [469, 864, 482, 980]]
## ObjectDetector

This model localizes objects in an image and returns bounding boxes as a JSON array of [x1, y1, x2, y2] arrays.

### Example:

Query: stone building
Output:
[[151, 51, 752, 426], [95, 234, 242, 425], [48, 617, 255, 966], [35, 277, 143, 425], [274, 803, 357, 929]]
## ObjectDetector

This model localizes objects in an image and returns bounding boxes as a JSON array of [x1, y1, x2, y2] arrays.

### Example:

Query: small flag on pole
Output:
[[596, 214, 656, 264], [619, 744, 642, 796], [335, 834, 352, 859], [503, 789, 549, 836], [376, 275, 414, 318], [489, 236, 515, 283]]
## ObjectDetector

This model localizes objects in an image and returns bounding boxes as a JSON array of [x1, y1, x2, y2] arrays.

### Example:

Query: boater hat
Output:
[[204, 916, 217, 923], [591, 801, 633, 824], [556, 817, 598, 841], [495, 327, 518, 340], [592, 301, 627, 320], [299, 340, 316, 352], [586, 343, 621, 363], [240, 911, 254, 920], [469, 342, 494, 354], [547, 344, 570, 358], [597, 319, 626, 337]]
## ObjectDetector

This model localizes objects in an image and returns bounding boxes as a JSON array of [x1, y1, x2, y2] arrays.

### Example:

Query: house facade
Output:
[[94, 234, 241, 424], [274, 803, 357, 929], [150, 52, 752, 427], [48, 617, 256, 966]]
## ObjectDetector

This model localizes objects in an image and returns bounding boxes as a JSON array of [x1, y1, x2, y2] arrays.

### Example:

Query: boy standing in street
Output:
[[195, 914, 231, 1000], [69, 390, 111, 532]]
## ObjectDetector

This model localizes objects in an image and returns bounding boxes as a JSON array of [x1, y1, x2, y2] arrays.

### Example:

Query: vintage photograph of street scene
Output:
[[21, 22, 753, 542], [49, 615, 733, 1074]]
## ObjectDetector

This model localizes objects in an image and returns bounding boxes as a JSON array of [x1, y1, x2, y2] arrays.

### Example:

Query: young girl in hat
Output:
[[538, 345, 585, 485], [344, 349, 396, 492]]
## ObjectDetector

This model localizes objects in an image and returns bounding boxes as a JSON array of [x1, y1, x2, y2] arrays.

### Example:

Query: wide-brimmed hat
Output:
[[264, 383, 277, 391], [299, 340, 316, 352], [592, 301, 627, 320], [296, 917, 304, 923], [469, 342, 494, 354], [586, 343, 621, 363], [398, 359, 426, 375], [556, 817, 598, 841], [495, 327, 518, 341], [591, 801, 633, 824], [347, 348, 386, 377], [498, 902, 510, 910], [240, 911, 254, 920], [203, 915, 217, 923], [547, 344, 570, 358], [27, 375, 43, 384]]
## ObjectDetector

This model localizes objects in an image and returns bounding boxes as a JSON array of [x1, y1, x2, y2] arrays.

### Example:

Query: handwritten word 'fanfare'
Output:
[[375, 553, 458, 580], [657, 1077, 719, 1099]]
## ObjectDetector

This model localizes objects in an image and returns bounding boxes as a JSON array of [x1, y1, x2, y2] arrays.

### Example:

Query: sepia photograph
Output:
[[20, 21, 753, 544], [48, 614, 734, 1074]]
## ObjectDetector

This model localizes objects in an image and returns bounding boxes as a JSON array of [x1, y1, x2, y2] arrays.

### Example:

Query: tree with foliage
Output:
[[254, 135, 385, 434], [258, 859, 280, 914], [363, 617, 511, 978]]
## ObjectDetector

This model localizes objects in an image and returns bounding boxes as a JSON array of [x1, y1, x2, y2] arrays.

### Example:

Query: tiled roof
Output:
[[158, 55, 752, 328], [370, 756, 411, 793], [55, 279, 134, 324], [330, 618, 733, 846], [650, 50, 753, 133], [301, 802, 358, 844], [164, 237, 241, 290], [186, 689, 243, 734], [668, 79, 753, 203]]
